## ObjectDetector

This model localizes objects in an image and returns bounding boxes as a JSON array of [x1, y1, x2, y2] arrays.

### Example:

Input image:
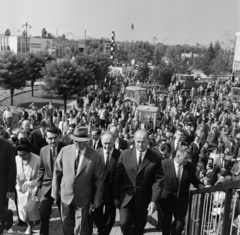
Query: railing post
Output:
[[186, 190, 194, 235], [221, 188, 233, 235], [197, 192, 205, 235]]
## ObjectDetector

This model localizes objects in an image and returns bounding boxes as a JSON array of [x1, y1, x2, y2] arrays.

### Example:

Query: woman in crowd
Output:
[[15, 138, 41, 234]]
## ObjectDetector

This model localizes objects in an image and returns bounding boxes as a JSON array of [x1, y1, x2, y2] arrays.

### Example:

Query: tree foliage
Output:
[[136, 62, 150, 82], [0, 52, 27, 105], [42, 28, 48, 38], [4, 29, 11, 36], [41, 59, 93, 112], [26, 51, 56, 96]]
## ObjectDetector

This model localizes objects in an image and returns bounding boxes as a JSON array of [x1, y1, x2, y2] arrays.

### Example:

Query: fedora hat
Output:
[[70, 127, 90, 142]]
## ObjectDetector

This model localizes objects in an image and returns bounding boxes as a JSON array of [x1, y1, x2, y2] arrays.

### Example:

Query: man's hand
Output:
[[147, 202, 157, 215], [114, 199, 120, 209], [32, 187, 39, 197], [6, 192, 15, 200]]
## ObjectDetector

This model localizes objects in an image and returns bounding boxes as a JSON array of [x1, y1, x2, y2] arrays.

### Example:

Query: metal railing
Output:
[[186, 180, 240, 235]]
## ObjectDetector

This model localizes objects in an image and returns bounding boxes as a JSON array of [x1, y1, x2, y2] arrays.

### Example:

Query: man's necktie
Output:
[[177, 165, 182, 193], [137, 152, 142, 171], [105, 151, 110, 172], [51, 147, 56, 168], [75, 151, 80, 174], [93, 141, 96, 149]]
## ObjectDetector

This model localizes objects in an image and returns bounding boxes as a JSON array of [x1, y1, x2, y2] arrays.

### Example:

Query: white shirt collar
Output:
[[136, 149, 147, 159], [76, 147, 86, 155], [104, 148, 113, 156]]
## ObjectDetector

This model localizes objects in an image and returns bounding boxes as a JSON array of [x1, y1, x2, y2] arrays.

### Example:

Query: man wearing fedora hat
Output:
[[51, 126, 105, 235]]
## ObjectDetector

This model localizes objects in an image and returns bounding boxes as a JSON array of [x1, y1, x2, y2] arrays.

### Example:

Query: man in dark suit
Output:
[[114, 129, 164, 235], [160, 146, 203, 235], [29, 119, 48, 149], [110, 126, 128, 151], [0, 138, 16, 233], [168, 128, 184, 158], [88, 129, 102, 150], [199, 142, 209, 169], [189, 136, 201, 166], [33, 127, 66, 235], [89, 131, 121, 235]]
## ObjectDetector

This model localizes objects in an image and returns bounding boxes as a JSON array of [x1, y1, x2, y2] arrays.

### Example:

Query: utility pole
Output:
[[22, 22, 31, 53]]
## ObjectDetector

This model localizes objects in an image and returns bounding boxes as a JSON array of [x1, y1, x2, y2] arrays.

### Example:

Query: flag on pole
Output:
[[131, 23, 134, 30]]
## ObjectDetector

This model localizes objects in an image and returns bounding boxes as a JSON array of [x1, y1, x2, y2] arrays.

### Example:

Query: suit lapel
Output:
[[138, 149, 150, 174], [169, 159, 178, 187], [107, 149, 117, 174], [76, 146, 90, 177], [131, 148, 138, 174]]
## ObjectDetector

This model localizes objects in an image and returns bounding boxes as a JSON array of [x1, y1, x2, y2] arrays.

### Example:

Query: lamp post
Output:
[[183, 38, 191, 45], [160, 37, 168, 45], [22, 22, 31, 53], [153, 36, 157, 47]]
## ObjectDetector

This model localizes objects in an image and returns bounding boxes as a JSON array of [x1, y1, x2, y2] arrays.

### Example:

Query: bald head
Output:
[[22, 120, 30, 133], [101, 132, 115, 152], [134, 129, 149, 152], [110, 126, 118, 140]]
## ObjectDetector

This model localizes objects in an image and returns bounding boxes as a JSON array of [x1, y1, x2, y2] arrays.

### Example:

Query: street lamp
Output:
[[153, 36, 157, 46], [22, 22, 32, 53], [160, 37, 168, 45], [183, 38, 191, 45]]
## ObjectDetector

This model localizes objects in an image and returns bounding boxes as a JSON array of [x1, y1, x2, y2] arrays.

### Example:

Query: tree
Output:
[[42, 28, 47, 38], [41, 59, 93, 113], [26, 51, 56, 97], [62, 34, 66, 39], [4, 29, 11, 36], [75, 53, 111, 92], [22, 30, 27, 38], [0, 52, 27, 105], [136, 62, 150, 82]]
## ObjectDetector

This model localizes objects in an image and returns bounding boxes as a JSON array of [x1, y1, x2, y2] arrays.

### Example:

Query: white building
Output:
[[0, 35, 85, 58]]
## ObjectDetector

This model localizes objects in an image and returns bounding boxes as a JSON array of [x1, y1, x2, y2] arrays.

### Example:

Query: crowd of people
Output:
[[0, 73, 240, 235]]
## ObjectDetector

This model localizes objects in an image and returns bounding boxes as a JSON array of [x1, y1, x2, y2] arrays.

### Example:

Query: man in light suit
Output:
[[51, 127, 105, 235], [33, 127, 66, 235], [114, 129, 164, 235], [89, 131, 121, 235], [160, 146, 203, 235]]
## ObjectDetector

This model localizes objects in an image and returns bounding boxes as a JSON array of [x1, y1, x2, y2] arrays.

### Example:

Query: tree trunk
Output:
[[63, 95, 67, 114], [10, 88, 14, 105], [31, 80, 34, 97]]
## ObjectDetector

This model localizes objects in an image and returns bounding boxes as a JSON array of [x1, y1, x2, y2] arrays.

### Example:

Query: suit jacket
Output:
[[29, 129, 47, 149], [200, 146, 208, 165], [36, 141, 66, 197], [0, 139, 16, 197], [51, 145, 105, 207], [160, 159, 201, 216], [115, 138, 128, 151], [190, 142, 201, 165], [113, 148, 164, 209], [88, 138, 103, 150], [96, 148, 121, 202]]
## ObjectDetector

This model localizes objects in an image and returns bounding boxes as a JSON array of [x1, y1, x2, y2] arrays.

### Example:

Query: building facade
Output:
[[0, 35, 85, 58]]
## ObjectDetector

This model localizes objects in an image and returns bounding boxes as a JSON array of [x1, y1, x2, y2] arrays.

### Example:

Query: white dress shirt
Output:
[[115, 137, 119, 150], [174, 159, 183, 182], [103, 149, 113, 164], [93, 139, 100, 149], [136, 149, 147, 165]]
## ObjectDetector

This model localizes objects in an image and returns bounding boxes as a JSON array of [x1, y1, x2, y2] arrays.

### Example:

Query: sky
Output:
[[1, 0, 240, 47]]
